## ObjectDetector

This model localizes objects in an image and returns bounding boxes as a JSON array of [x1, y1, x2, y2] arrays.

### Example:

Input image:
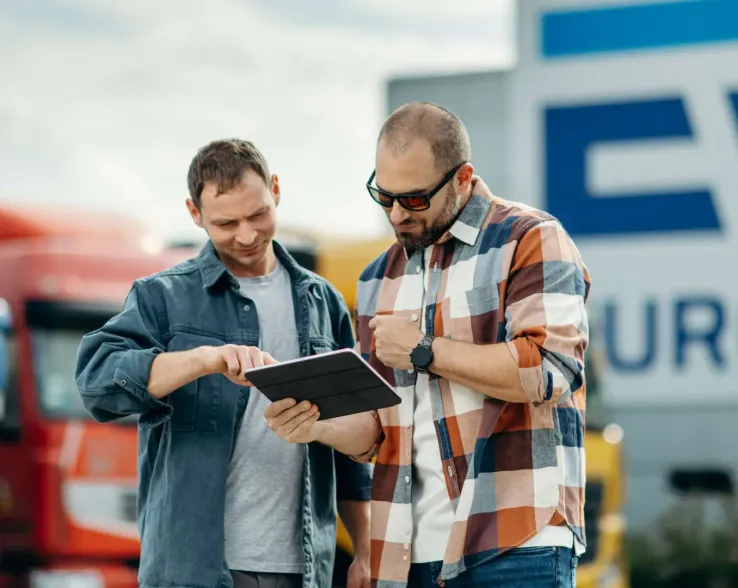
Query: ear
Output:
[[186, 198, 204, 228], [457, 163, 474, 191], [270, 174, 281, 207]]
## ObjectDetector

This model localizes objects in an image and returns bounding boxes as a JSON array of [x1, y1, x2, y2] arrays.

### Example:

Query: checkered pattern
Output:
[[354, 178, 590, 586]]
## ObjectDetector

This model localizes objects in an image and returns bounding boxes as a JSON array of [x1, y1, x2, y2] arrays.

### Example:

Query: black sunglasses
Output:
[[366, 162, 466, 212]]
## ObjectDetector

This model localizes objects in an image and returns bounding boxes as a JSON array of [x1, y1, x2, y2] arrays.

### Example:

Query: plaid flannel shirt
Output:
[[354, 177, 591, 587]]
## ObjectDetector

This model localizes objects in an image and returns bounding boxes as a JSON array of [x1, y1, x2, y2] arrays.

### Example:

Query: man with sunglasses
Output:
[[265, 102, 591, 587]]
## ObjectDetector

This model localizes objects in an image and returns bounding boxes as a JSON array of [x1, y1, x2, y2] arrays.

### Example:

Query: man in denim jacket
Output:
[[75, 139, 373, 588]]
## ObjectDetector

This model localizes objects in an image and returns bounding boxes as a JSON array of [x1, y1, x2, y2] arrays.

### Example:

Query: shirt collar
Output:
[[444, 176, 493, 246]]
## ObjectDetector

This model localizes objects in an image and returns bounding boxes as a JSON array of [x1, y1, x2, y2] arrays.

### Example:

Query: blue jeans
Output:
[[408, 546, 578, 587]]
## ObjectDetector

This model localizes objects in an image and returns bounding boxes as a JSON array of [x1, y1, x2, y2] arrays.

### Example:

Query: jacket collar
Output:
[[197, 239, 318, 291]]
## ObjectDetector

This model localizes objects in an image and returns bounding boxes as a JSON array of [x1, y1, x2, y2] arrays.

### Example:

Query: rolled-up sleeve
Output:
[[75, 280, 172, 427], [504, 220, 591, 405]]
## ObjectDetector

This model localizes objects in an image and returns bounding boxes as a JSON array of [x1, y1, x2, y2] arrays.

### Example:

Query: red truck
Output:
[[0, 204, 195, 588]]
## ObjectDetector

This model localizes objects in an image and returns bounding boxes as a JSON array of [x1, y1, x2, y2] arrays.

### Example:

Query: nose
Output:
[[235, 224, 258, 247], [389, 201, 411, 226]]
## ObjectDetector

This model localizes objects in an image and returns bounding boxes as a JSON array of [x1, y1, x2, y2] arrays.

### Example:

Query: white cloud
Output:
[[361, 0, 513, 18], [0, 0, 512, 243]]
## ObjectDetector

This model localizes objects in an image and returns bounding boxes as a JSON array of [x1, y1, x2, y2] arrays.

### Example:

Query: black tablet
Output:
[[245, 348, 401, 420]]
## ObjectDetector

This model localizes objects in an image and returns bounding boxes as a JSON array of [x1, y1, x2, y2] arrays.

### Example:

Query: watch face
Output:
[[411, 345, 433, 368]]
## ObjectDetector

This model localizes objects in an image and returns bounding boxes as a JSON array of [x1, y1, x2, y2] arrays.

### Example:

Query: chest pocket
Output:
[[309, 338, 339, 356], [444, 284, 501, 345], [165, 331, 225, 432]]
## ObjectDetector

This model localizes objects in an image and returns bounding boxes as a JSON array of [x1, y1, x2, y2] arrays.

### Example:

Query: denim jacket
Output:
[[75, 240, 373, 588]]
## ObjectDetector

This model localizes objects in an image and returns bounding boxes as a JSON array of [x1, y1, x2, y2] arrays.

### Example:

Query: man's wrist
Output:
[[313, 419, 333, 446], [428, 336, 445, 373], [193, 345, 216, 377]]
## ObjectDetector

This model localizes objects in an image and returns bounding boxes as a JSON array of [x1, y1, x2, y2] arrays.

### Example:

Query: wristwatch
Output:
[[410, 333, 435, 374]]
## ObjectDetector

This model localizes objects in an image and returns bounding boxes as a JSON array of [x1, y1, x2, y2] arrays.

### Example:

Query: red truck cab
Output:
[[0, 205, 194, 588]]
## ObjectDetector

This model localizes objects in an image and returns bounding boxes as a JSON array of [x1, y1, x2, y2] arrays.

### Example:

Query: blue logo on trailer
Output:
[[539, 0, 738, 238]]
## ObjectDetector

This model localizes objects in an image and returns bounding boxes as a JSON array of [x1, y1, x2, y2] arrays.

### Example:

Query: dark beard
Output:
[[396, 187, 461, 252], [397, 222, 449, 252]]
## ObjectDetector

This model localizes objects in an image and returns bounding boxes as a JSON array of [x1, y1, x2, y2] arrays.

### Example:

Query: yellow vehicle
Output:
[[281, 229, 629, 588]]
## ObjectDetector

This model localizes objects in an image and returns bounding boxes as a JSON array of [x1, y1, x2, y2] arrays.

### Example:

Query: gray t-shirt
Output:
[[223, 259, 305, 573]]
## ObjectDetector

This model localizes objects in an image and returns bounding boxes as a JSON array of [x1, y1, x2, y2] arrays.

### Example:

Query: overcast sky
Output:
[[0, 0, 513, 243]]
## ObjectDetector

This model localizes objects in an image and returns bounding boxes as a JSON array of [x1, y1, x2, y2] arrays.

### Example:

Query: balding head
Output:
[[377, 101, 471, 172], [372, 102, 475, 251]]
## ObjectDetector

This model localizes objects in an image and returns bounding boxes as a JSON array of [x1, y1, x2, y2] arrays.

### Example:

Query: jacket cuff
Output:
[[114, 349, 172, 428]]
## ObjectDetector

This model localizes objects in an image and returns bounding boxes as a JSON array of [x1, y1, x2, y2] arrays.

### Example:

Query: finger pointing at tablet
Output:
[[236, 346, 277, 378], [199, 344, 277, 387]]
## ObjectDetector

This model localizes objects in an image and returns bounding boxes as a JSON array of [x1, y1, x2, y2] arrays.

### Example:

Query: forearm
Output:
[[430, 337, 527, 402], [315, 412, 380, 457], [147, 347, 209, 399], [337, 500, 371, 559]]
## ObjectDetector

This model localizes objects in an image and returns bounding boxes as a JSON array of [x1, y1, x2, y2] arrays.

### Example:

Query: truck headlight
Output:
[[30, 571, 103, 588]]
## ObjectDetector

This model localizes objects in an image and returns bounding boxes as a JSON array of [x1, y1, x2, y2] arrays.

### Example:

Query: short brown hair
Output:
[[378, 101, 471, 171], [187, 139, 271, 208]]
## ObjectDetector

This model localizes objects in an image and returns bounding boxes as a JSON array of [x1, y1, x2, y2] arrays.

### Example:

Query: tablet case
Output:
[[245, 348, 401, 420]]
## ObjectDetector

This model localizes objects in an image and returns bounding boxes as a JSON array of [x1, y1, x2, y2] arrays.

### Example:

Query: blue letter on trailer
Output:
[[544, 97, 720, 238], [675, 297, 726, 370]]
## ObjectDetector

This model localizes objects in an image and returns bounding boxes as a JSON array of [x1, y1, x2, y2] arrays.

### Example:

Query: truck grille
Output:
[[579, 481, 603, 565], [121, 489, 137, 524]]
